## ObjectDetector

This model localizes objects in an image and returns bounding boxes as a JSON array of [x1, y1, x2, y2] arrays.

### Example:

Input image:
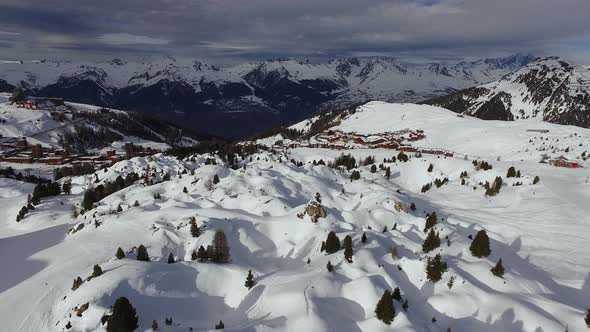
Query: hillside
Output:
[[426, 57, 590, 128], [0, 55, 534, 138], [0, 94, 200, 153], [1, 102, 590, 331]]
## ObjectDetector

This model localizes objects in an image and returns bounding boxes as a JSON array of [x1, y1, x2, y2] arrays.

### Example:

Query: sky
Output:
[[0, 0, 589, 64]]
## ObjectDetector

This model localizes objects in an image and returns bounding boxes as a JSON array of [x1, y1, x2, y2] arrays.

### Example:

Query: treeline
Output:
[[81, 173, 139, 211]]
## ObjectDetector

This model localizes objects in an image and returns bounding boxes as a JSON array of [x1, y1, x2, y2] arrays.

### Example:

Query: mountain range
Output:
[[426, 57, 590, 128], [0, 54, 536, 138]]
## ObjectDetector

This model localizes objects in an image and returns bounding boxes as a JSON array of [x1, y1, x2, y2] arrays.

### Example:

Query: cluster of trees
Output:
[[350, 170, 361, 181], [190, 231, 231, 263], [16, 181, 65, 222], [332, 153, 357, 170], [506, 166, 521, 178], [484, 176, 503, 196], [0, 167, 53, 184], [473, 160, 493, 171], [320, 231, 354, 263], [81, 172, 140, 211]]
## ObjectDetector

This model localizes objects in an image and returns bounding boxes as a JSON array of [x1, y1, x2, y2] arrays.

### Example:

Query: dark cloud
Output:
[[0, 0, 589, 63]]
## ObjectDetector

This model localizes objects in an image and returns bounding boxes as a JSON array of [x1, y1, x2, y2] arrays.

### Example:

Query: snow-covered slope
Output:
[[2, 102, 590, 331], [0, 96, 199, 152], [427, 57, 590, 128]]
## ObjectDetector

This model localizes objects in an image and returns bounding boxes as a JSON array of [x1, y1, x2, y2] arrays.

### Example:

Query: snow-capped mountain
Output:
[[0, 55, 535, 138], [2, 102, 590, 331], [426, 57, 590, 127]]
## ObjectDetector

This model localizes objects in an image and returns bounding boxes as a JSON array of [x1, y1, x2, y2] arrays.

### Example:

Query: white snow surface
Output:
[[1, 102, 590, 332]]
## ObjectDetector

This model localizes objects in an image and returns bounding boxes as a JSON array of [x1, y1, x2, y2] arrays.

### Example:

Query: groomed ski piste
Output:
[[1, 102, 590, 331]]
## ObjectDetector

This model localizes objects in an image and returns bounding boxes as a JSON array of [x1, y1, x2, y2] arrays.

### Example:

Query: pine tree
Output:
[[167, 253, 175, 264], [533, 175, 540, 184], [210, 230, 230, 263], [410, 202, 416, 211], [191, 250, 198, 261], [133, 200, 139, 207], [361, 232, 367, 244], [93, 264, 103, 277], [245, 269, 255, 289], [343, 235, 353, 263], [370, 165, 377, 173], [385, 167, 391, 179], [151, 319, 158, 331], [106, 297, 138, 332], [215, 320, 224, 329], [447, 275, 455, 289], [117, 204, 123, 213], [392, 287, 402, 302], [491, 258, 505, 278], [137, 244, 150, 261], [116, 247, 125, 259], [183, 186, 188, 193], [213, 174, 220, 184], [507, 166, 516, 178], [326, 261, 334, 272], [425, 254, 447, 283], [585, 309, 590, 327], [374, 290, 395, 325], [71, 276, 83, 291], [197, 245, 207, 261], [392, 222, 397, 230], [382, 225, 388, 233], [402, 300, 408, 311], [424, 212, 437, 232], [470, 230, 491, 258], [190, 220, 200, 238], [422, 229, 441, 253], [427, 163, 433, 172], [324, 231, 341, 254]]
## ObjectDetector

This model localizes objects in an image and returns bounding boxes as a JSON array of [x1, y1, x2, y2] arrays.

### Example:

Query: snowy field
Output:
[[1, 102, 590, 331]]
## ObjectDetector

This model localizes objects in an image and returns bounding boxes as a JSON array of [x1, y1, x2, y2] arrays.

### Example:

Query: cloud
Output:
[[0, 0, 588, 63], [98, 33, 170, 46]]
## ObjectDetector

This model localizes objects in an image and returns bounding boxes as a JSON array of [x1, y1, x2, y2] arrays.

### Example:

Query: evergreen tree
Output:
[[245, 269, 255, 289], [62, 181, 72, 195], [133, 200, 139, 207], [93, 264, 103, 277], [151, 320, 158, 331], [106, 297, 138, 332], [533, 175, 540, 184], [361, 232, 367, 244], [343, 235, 353, 263], [117, 204, 123, 213], [374, 290, 395, 325], [385, 167, 391, 179], [469, 230, 491, 258], [410, 202, 416, 211], [215, 320, 224, 329], [490, 258, 505, 278], [402, 300, 408, 312], [425, 254, 447, 282], [350, 170, 361, 181], [585, 309, 590, 327], [167, 253, 175, 264], [392, 287, 402, 302], [213, 174, 220, 184], [427, 163, 433, 172], [190, 219, 200, 238], [183, 186, 188, 193], [382, 225, 388, 233], [370, 165, 377, 173], [197, 245, 207, 261], [116, 247, 125, 259], [326, 261, 334, 272], [507, 166, 516, 178], [324, 231, 341, 254], [136, 245, 150, 262], [393, 222, 397, 230], [71, 276, 83, 291], [424, 212, 437, 232], [209, 230, 230, 263], [422, 229, 441, 253]]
